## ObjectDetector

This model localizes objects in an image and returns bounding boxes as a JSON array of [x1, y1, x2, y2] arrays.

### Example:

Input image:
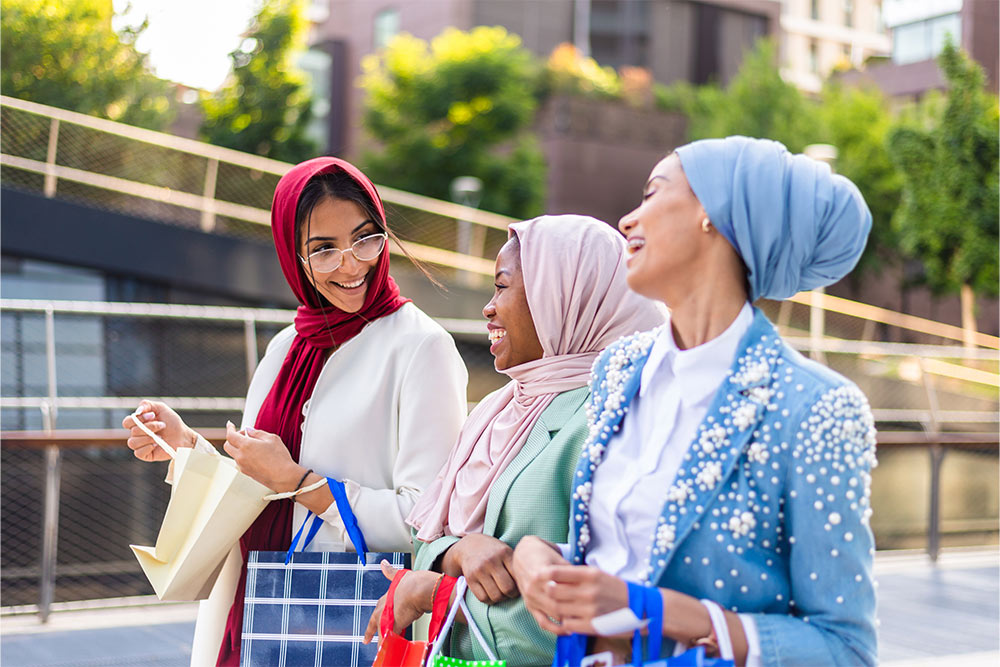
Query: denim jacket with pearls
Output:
[[568, 308, 878, 666]]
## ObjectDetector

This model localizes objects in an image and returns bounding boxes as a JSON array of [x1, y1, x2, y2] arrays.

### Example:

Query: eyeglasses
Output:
[[298, 233, 387, 273]]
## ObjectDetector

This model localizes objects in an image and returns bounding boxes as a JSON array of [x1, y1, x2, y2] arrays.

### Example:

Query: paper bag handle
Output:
[[128, 406, 194, 460], [127, 406, 326, 500]]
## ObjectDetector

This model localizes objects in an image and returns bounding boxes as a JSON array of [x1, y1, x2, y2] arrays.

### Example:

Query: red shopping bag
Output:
[[372, 569, 457, 667]]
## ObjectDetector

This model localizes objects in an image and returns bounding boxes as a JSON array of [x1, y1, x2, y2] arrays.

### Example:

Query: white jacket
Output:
[[190, 302, 468, 665]]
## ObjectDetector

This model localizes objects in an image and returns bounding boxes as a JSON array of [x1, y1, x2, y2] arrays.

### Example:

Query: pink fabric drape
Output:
[[408, 215, 666, 541]]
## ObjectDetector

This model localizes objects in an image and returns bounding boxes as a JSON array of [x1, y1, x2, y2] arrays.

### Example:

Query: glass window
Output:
[[809, 39, 819, 73], [844, 0, 854, 27], [929, 13, 961, 53], [891, 13, 961, 64], [811, 0, 820, 21], [893, 21, 928, 63], [373, 8, 400, 50]]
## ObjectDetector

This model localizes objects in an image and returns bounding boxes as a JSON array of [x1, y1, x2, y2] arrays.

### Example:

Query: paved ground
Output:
[[2, 547, 997, 666]]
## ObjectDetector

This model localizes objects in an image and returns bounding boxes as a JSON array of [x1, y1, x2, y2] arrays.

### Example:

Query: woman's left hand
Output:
[[223, 422, 301, 491], [543, 565, 630, 635]]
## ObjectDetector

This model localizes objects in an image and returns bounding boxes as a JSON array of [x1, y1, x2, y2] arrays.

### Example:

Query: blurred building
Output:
[[307, 0, 781, 158], [836, 0, 998, 99], [779, 0, 892, 93]]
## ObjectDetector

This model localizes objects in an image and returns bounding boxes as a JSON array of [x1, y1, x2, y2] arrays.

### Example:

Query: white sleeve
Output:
[[739, 613, 762, 667], [334, 331, 468, 552]]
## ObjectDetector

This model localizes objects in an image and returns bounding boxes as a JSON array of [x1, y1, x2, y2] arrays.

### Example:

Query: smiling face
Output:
[[298, 196, 382, 313], [618, 153, 711, 303], [482, 237, 544, 371]]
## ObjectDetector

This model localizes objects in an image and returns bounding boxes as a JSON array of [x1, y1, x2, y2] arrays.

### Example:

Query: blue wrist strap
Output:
[[283, 477, 370, 565]]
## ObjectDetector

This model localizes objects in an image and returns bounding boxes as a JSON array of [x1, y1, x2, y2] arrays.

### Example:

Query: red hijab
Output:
[[217, 157, 410, 665]]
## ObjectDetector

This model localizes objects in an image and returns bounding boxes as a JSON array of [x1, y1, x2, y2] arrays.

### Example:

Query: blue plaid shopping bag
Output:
[[240, 477, 410, 667]]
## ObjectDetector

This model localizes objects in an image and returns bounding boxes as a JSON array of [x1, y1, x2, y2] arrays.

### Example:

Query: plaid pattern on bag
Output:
[[240, 550, 410, 667]]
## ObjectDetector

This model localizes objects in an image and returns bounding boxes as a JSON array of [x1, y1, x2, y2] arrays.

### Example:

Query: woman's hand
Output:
[[544, 565, 629, 635], [122, 400, 195, 462], [441, 534, 517, 604], [511, 536, 573, 634], [363, 561, 440, 644], [223, 422, 301, 491]]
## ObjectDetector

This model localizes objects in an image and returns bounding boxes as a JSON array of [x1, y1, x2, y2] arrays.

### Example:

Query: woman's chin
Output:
[[322, 284, 368, 312]]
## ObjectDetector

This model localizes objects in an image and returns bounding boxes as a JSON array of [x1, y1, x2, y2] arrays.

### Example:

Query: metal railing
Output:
[[1, 298, 997, 621], [1, 95, 514, 280]]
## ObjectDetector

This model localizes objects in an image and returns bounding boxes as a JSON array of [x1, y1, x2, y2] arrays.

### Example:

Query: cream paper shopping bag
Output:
[[129, 413, 273, 601]]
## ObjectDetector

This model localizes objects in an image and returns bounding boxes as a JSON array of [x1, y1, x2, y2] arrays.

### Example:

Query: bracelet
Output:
[[294, 468, 314, 492], [428, 573, 446, 612]]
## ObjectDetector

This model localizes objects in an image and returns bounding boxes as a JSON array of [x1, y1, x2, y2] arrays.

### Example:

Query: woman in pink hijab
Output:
[[364, 215, 665, 664]]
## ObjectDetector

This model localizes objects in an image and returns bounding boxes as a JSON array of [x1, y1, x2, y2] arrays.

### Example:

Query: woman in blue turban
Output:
[[511, 137, 878, 666]]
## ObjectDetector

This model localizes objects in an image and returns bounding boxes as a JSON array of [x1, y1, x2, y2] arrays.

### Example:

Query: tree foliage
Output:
[[658, 40, 819, 153], [887, 42, 999, 296], [0, 0, 173, 129], [816, 84, 902, 276], [200, 0, 316, 162], [360, 27, 545, 219]]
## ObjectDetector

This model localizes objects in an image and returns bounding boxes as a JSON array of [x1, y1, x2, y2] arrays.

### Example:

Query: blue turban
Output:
[[676, 136, 872, 301]]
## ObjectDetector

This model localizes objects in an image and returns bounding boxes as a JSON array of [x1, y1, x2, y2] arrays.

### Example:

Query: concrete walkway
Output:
[[2, 547, 997, 666]]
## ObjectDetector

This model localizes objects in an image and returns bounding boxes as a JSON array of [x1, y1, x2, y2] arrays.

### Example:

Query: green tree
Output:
[[200, 0, 316, 162], [1, 0, 173, 129], [360, 27, 545, 219], [659, 39, 819, 153], [887, 41, 999, 301], [817, 83, 902, 276]]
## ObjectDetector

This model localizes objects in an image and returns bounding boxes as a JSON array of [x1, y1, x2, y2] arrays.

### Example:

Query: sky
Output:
[[113, 0, 260, 91]]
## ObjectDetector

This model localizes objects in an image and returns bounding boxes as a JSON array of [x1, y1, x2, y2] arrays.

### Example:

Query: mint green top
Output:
[[414, 386, 590, 666]]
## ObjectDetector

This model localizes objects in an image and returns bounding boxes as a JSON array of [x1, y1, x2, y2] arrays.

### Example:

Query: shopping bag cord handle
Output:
[[129, 406, 328, 502], [129, 407, 180, 459]]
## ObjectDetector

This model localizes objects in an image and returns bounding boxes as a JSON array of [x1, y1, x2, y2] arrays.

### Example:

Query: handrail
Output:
[[787, 291, 1000, 349], [0, 95, 516, 232]]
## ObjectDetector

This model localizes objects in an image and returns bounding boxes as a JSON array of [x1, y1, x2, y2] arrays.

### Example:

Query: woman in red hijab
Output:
[[123, 158, 469, 665]]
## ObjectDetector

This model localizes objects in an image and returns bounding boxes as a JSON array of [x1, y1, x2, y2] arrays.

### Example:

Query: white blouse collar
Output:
[[639, 302, 754, 404]]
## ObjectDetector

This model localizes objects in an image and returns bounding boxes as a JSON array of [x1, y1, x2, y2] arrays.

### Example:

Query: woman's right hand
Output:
[[441, 534, 518, 604], [363, 561, 440, 644], [121, 400, 194, 462], [511, 535, 572, 635]]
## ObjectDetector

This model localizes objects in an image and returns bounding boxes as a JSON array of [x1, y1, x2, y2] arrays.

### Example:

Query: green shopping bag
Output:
[[426, 576, 506, 667]]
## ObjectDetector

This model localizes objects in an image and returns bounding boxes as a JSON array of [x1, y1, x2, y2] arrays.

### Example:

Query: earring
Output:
[[701, 217, 712, 233]]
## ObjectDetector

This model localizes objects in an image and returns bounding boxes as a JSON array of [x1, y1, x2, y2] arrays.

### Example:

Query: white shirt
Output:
[[584, 302, 761, 663], [190, 303, 468, 665]]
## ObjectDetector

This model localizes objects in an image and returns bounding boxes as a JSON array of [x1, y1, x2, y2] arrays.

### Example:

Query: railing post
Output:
[[43, 118, 60, 198], [809, 287, 827, 363], [200, 158, 220, 232], [244, 314, 258, 387], [39, 305, 61, 622], [927, 442, 945, 563], [920, 359, 943, 563]]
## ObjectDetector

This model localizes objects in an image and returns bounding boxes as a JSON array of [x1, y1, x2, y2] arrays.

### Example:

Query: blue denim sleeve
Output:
[[753, 383, 879, 666]]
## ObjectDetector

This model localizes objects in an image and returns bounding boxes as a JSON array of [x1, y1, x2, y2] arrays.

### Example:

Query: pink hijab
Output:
[[408, 215, 666, 541]]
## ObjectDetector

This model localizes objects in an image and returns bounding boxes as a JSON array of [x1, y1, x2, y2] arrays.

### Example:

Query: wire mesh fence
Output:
[[1, 299, 997, 613], [0, 96, 514, 273]]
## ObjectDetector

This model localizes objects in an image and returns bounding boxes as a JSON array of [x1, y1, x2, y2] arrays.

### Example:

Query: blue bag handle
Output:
[[284, 477, 370, 565], [552, 634, 587, 667], [623, 582, 665, 666], [644, 584, 663, 661]]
